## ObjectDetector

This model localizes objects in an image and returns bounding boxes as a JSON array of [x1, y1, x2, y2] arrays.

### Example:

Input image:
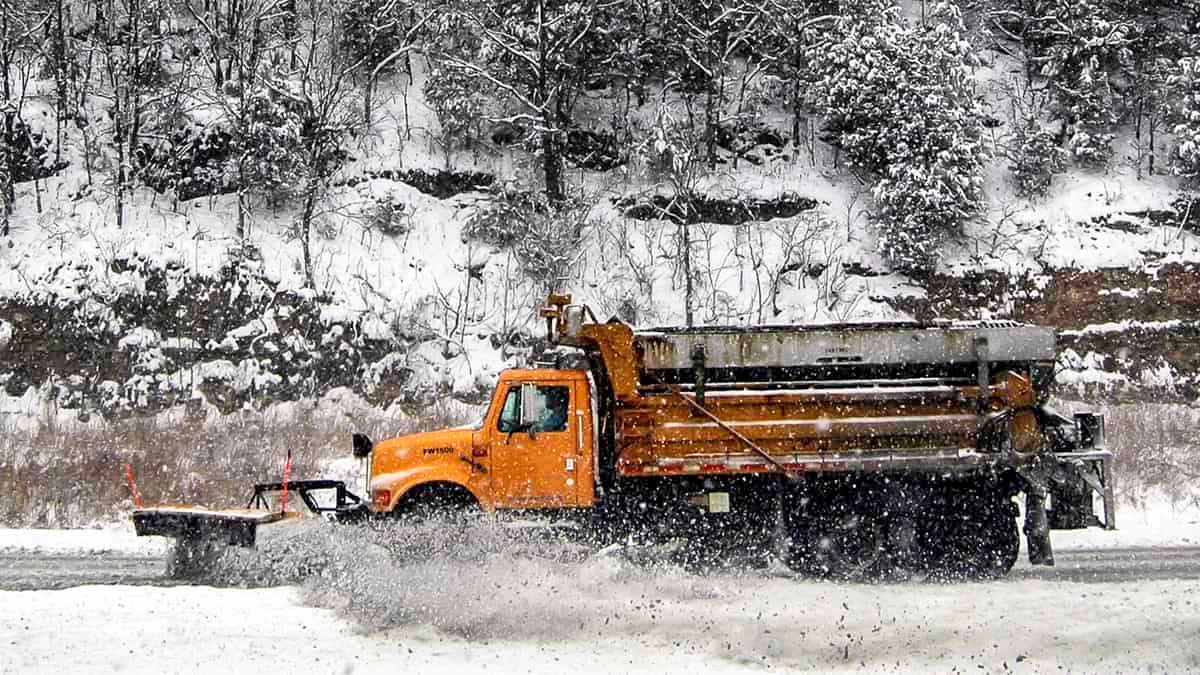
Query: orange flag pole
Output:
[[124, 463, 144, 508], [280, 449, 293, 514]]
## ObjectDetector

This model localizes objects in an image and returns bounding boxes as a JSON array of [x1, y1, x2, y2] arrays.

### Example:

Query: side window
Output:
[[498, 388, 521, 433], [496, 385, 570, 433], [536, 386, 569, 432]]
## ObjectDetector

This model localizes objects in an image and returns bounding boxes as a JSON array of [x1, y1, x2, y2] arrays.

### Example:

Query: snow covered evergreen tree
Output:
[[1023, 0, 1133, 169], [1170, 56, 1200, 184], [424, 59, 489, 157], [233, 82, 305, 205], [806, 2, 988, 274], [341, 0, 413, 72]]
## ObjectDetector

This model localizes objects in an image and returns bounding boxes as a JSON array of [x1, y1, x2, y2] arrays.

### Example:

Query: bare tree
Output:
[[663, 0, 773, 168], [358, 3, 432, 128], [289, 0, 367, 286], [0, 0, 49, 234], [430, 0, 604, 203], [183, 0, 290, 240], [94, 0, 169, 228], [633, 98, 711, 325]]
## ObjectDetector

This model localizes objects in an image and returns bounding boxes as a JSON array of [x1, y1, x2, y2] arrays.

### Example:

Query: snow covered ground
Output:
[[3, 570, 1199, 674], [2, 495, 1200, 674]]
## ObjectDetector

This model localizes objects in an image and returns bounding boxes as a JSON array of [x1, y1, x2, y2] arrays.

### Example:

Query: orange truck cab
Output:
[[366, 368, 598, 514]]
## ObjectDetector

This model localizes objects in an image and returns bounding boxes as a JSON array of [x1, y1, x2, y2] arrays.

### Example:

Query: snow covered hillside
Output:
[[0, 1, 1195, 424]]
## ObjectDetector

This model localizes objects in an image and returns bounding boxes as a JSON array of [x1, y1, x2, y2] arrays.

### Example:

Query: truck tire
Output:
[[928, 501, 1019, 581], [797, 511, 886, 581], [390, 483, 481, 523]]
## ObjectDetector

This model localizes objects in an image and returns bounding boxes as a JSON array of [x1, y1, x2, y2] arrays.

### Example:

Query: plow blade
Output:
[[132, 479, 366, 549], [132, 507, 289, 548]]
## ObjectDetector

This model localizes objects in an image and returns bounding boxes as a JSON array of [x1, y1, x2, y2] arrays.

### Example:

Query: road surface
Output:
[[4, 543, 1200, 590], [3, 533, 1200, 674]]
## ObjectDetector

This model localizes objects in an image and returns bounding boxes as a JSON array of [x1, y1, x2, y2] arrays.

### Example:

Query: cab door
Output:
[[490, 380, 586, 508]]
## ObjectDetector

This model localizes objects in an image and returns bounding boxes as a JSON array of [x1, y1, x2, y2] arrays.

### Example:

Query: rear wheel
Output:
[[787, 479, 1020, 582], [927, 498, 1019, 581], [790, 509, 888, 581]]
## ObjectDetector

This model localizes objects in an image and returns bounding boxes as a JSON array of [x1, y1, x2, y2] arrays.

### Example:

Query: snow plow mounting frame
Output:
[[247, 479, 367, 522]]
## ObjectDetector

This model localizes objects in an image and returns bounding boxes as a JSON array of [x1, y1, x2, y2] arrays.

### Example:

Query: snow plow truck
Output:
[[135, 293, 1114, 580]]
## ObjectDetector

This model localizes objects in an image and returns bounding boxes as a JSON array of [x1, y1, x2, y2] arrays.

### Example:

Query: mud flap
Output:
[[1018, 460, 1054, 567]]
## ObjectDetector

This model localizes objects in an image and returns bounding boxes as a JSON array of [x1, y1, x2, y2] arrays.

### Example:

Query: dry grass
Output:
[[0, 400, 477, 528], [4, 398, 1196, 527], [1098, 402, 1200, 507]]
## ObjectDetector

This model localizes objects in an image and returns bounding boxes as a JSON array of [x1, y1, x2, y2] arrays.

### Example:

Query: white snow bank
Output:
[[1053, 495, 1200, 550], [0, 527, 170, 556], [1060, 319, 1186, 336]]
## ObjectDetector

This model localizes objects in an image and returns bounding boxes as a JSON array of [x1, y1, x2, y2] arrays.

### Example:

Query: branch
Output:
[[367, 10, 435, 85], [440, 55, 545, 115], [461, 9, 541, 77]]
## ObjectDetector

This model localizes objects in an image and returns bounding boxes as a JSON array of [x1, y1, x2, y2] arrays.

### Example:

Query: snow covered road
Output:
[[5, 544, 1200, 591], [2, 499, 1199, 674], [2, 555, 1199, 674]]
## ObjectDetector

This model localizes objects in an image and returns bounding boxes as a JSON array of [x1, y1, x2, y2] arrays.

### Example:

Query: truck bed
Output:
[[614, 378, 1027, 478]]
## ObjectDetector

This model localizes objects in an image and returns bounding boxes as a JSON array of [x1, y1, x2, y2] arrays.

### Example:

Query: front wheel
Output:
[[389, 483, 482, 524]]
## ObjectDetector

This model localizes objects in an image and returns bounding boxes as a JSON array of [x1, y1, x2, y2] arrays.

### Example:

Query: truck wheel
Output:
[[930, 503, 1019, 581], [801, 512, 886, 581], [390, 483, 480, 523], [879, 515, 929, 581]]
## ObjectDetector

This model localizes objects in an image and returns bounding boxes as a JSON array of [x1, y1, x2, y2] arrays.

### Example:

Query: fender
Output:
[[369, 464, 491, 513]]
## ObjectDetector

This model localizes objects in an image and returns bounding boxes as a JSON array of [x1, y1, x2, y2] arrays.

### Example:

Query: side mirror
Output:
[[352, 432, 373, 458]]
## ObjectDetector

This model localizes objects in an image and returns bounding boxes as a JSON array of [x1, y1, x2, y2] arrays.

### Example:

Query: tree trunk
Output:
[[285, 0, 297, 68], [363, 77, 374, 129], [1149, 114, 1156, 176], [542, 128, 562, 203], [0, 141, 9, 237], [236, 185, 247, 240], [1, 9, 14, 219], [705, 84, 717, 169], [535, 0, 563, 203], [114, 84, 125, 229], [54, 0, 67, 165], [127, 0, 142, 191], [1135, 97, 1143, 180], [682, 222, 693, 327], [299, 187, 316, 287]]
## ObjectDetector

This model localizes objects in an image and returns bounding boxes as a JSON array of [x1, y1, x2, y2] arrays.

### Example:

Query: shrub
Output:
[[461, 190, 587, 284], [424, 60, 489, 152], [1009, 119, 1067, 197]]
